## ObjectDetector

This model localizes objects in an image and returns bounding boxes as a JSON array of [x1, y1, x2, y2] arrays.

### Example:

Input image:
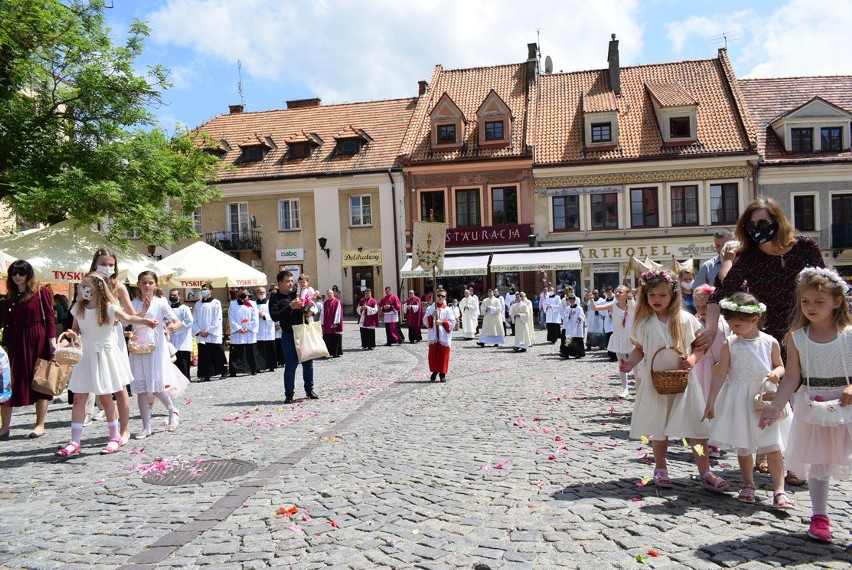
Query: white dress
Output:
[[607, 303, 635, 354], [129, 297, 177, 394], [629, 311, 709, 440], [709, 332, 790, 455], [68, 304, 133, 395], [786, 327, 852, 480]]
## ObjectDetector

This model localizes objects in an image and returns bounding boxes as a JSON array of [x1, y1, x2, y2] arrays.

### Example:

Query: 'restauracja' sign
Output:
[[445, 223, 532, 247]]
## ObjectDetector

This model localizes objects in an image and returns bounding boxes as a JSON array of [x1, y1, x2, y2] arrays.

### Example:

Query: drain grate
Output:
[[142, 459, 255, 486]]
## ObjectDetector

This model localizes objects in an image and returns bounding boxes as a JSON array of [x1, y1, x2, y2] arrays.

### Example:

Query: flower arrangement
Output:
[[719, 297, 766, 314], [638, 269, 676, 291], [798, 266, 849, 291]]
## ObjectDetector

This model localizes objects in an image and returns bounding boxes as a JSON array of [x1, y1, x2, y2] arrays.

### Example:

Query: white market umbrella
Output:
[[160, 241, 268, 289], [0, 219, 174, 284]]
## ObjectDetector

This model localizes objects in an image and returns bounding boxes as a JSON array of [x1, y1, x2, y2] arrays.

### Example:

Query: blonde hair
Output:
[[787, 268, 852, 339], [75, 272, 119, 326], [633, 270, 685, 353], [735, 196, 795, 255]]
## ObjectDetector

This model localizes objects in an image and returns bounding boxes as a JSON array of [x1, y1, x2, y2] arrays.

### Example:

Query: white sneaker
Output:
[[93, 409, 106, 422], [618, 389, 629, 398], [83, 415, 92, 426]]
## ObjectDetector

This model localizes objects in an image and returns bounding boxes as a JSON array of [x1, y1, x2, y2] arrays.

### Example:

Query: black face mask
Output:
[[169, 298, 180, 307], [238, 294, 247, 301], [746, 220, 779, 245]]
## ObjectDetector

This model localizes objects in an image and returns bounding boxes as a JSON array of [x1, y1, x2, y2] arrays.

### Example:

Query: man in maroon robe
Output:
[[379, 286, 405, 345], [404, 290, 422, 343], [321, 288, 343, 357]]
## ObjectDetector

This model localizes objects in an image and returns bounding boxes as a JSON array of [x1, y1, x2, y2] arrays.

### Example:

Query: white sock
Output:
[[137, 393, 151, 433], [809, 477, 830, 516], [70, 422, 84, 445], [107, 420, 120, 440], [618, 353, 629, 390]]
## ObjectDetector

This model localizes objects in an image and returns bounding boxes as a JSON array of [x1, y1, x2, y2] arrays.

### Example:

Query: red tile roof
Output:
[[738, 76, 852, 162], [582, 90, 619, 113], [535, 52, 754, 165], [197, 98, 417, 182], [645, 82, 697, 107], [402, 63, 533, 163]]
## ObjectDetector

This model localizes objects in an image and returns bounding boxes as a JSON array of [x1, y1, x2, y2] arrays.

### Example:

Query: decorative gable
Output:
[[770, 97, 852, 153], [476, 89, 511, 149], [429, 93, 465, 151], [646, 82, 699, 146], [582, 90, 619, 150]]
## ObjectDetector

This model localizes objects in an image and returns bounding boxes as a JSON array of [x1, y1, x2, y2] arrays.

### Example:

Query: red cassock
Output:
[[426, 314, 452, 374]]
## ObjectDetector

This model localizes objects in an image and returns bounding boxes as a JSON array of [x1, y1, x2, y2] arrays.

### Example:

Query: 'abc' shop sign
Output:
[[275, 248, 304, 262]]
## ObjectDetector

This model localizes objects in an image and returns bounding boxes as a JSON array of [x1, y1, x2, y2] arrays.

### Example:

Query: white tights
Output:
[[137, 392, 175, 433], [809, 477, 830, 516], [616, 352, 630, 390]]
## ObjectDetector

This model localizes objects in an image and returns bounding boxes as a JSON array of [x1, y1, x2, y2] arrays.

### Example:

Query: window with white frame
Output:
[[192, 208, 202, 235], [278, 199, 300, 231], [629, 187, 659, 228], [553, 195, 580, 232], [670, 184, 699, 226], [350, 195, 372, 226], [709, 183, 739, 225], [792, 194, 816, 232], [227, 202, 249, 239]]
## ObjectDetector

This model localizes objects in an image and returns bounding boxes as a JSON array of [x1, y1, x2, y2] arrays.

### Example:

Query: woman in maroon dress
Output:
[[0, 260, 57, 439]]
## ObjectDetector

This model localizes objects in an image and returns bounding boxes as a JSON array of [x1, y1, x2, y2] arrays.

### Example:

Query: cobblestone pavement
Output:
[[0, 323, 850, 569]]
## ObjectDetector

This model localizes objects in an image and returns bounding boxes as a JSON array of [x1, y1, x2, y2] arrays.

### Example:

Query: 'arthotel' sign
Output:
[[446, 224, 532, 247]]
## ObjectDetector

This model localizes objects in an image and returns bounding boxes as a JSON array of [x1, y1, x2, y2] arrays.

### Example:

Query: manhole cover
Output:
[[142, 459, 255, 486]]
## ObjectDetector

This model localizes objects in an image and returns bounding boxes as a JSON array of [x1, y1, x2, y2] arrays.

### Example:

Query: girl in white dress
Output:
[[55, 272, 156, 458], [589, 285, 635, 397], [621, 270, 727, 492], [702, 292, 792, 507], [761, 267, 852, 542], [130, 271, 180, 439]]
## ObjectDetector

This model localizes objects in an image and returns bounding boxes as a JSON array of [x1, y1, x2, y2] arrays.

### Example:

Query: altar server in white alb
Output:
[[167, 290, 194, 380], [192, 283, 228, 382], [560, 293, 586, 359], [510, 292, 535, 352], [542, 287, 563, 344], [477, 289, 505, 347], [228, 287, 259, 377], [254, 287, 278, 372], [459, 289, 479, 340], [423, 288, 456, 382]]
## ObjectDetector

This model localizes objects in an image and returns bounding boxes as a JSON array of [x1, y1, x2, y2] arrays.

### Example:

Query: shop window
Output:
[[491, 186, 518, 225], [670, 185, 699, 226], [629, 187, 658, 228], [553, 195, 580, 231], [709, 183, 738, 225]]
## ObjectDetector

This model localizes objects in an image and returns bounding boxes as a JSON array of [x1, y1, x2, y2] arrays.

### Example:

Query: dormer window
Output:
[[289, 143, 312, 159], [437, 124, 457, 144], [770, 97, 851, 153], [669, 117, 691, 139], [484, 120, 504, 140], [337, 138, 361, 155], [646, 83, 698, 146], [591, 122, 612, 143], [476, 89, 511, 149], [582, 90, 619, 150], [237, 134, 272, 163], [243, 146, 264, 161], [791, 128, 813, 153]]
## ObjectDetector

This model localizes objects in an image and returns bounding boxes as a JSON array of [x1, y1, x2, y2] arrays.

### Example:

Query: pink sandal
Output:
[[653, 468, 673, 488], [55, 441, 81, 458], [100, 437, 121, 454], [737, 485, 756, 503], [773, 491, 795, 510], [700, 471, 729, 493]]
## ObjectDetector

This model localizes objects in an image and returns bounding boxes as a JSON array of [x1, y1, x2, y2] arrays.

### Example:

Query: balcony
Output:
[[205, 230, 262, 256], [831, 221, 852, 251]]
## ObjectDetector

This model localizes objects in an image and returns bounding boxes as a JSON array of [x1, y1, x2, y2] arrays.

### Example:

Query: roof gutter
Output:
[[387, 169, 401, 295]]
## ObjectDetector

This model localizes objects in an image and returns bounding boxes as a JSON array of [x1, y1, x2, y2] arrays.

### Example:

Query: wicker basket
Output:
[[54, 332, 82, 366], [753, 379, 790, 420], [650, 347, 689, 395], [128, 326, 158, 355]]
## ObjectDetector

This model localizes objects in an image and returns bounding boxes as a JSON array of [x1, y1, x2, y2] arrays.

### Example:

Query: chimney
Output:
[[418, 80, 428, 96], [526, 42, 538, 83], [607, 33, 621, 95], [286, 98, 321, 109], [228, 104, 244, 114]]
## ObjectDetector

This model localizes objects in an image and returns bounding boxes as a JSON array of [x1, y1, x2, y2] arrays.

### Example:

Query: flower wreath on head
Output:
[[719, 297, 766, 315], [638, 269, 676, 291], [798, 266, 850, 292]]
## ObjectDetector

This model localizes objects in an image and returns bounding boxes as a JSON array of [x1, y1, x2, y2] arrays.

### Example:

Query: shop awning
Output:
[[489, 249, 582, 272], [400, 254, 490, 278]]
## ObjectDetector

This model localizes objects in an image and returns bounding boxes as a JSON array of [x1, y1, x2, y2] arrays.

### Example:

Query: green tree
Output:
[[0, 0, 220, 245]]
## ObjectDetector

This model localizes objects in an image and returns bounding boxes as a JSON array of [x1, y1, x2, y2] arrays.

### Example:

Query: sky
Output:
[[102, 0, 852, 132]]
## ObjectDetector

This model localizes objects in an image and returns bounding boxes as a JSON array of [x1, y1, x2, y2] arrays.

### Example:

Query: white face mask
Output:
[[200, 289, 211, 298], [80, 286, 94, 300], [257, 294, 266, 300], [681, 280, 694, 290], [96, 264, 115, 277]]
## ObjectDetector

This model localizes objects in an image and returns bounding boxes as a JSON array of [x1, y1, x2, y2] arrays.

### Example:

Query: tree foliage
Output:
[[0, 0, 220, 245]]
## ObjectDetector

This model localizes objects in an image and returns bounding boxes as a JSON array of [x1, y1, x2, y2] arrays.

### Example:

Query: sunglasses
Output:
[[8, 269, 27, 277], [436, 294, 446, 298], [747, 218, 774, 229]]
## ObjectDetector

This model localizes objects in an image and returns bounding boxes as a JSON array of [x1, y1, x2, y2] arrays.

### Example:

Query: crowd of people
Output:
[[0, 197, 849, 544]]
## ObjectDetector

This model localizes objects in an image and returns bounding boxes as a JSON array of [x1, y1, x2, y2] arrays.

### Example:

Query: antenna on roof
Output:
[[710, 31, 742, 49], [237, 60, 245, 107]]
